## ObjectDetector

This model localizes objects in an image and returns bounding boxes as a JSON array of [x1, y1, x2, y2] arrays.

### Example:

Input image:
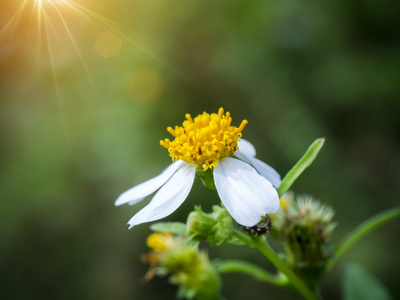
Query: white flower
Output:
[[115, 108, 281, 228]]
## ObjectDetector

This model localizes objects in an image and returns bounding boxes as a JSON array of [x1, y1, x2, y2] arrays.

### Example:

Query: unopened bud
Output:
[[187, 205, 233, 245]]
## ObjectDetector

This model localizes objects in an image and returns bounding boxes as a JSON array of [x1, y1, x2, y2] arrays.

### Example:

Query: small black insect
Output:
[[243, 216, 272, 235]]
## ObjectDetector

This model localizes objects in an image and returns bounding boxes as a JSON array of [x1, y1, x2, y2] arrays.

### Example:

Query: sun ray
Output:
[[47, 1, 105, 101], [3, 0, 195, 90], [0, 0, 28, 37], [65, 1, 166, 58], [46, 0, 115, 128], [32, 0, 44, 85], [0, 1, 30, 60], [42, 7, 69, 144], [65, 0, 191, 82], [2, 0, 204, 132]]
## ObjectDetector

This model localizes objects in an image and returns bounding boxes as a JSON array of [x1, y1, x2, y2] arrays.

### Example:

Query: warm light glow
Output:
[[34, 0, 70, 9], [0, 0, 169, 119]]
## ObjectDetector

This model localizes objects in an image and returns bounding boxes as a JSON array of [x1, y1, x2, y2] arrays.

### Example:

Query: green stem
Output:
[[233, 229, 319, 300], [326, 207, 400, 271], [216, 259, 289, 286], [277, 138, 325, 197]]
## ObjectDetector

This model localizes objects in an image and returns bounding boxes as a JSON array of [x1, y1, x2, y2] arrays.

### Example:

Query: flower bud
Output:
[[187, 205, 233, 245], [272, 193, 336, 290], [142, 232, 222, 299]]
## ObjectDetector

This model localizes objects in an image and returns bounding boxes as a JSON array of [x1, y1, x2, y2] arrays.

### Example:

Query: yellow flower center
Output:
[[146, 232, 173, 252], [160, 108, 248, 171]]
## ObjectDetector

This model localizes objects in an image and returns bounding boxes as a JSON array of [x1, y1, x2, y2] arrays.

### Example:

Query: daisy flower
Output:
[[115, 108, 281, 228]]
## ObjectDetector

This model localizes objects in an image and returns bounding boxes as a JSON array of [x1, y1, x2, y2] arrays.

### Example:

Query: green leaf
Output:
[[277, 138, 325, 197], [150, 222, 187, 236], [343, 264, 392, 300]]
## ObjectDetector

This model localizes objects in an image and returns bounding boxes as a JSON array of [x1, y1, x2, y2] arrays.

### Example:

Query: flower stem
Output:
[[326, 207, 400, 271], [233, 229, 319, 300], [216, 259, 289, 286], [277, 138, 325, 197]]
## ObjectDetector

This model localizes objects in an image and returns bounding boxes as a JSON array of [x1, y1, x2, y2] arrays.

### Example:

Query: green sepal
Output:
[[196, 168, 216, 189], [150, 222, 187, 236]]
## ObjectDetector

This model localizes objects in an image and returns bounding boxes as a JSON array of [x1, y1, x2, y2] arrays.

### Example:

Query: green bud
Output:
[[187, 205, 233, 245], [272, 194, 336, 291]]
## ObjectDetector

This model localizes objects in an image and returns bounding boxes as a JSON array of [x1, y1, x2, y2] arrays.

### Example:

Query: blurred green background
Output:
[[1, 0, 399, 299]]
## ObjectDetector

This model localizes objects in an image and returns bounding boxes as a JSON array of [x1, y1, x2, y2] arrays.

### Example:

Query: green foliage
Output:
[[149, 138, 399, 299], [343, 264, 392, 300]]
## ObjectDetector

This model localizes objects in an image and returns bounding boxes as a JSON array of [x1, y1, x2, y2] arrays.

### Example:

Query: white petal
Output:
[[128, 199, 145, 206], [235, 151, 281, 188], [214, 157, 280, 226], [237, 139, 256, 157], [128, 162, 197, 228], [115, 160, 185, 206]]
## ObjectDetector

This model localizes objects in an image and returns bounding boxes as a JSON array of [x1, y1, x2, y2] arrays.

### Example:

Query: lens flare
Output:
[[0, 0, 184, 137]]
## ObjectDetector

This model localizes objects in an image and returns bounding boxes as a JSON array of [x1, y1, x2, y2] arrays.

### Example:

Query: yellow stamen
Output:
[[160, 140, 170, 149], [160, 108, 247, 170], [185, 113, 193, 122], [218, 107, 224, 118], [238, 120, 248, 132], [167, 127, 176, 137]]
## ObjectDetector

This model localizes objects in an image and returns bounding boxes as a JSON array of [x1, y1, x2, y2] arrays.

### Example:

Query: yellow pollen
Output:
[[160, 108, 248, 171]]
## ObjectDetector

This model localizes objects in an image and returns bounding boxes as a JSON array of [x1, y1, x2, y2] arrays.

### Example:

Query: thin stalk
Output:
[[233, 229, 319, 300], [216, 259, 289, 286], [326, 207, 400, 271]]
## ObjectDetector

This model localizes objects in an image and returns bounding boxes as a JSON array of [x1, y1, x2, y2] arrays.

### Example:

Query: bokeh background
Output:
[[1, 0, 399, 299]]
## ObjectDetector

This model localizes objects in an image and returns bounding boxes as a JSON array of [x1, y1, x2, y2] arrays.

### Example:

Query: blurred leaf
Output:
[[150, 222, 187, 236], [343, 264, 392, 300]]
